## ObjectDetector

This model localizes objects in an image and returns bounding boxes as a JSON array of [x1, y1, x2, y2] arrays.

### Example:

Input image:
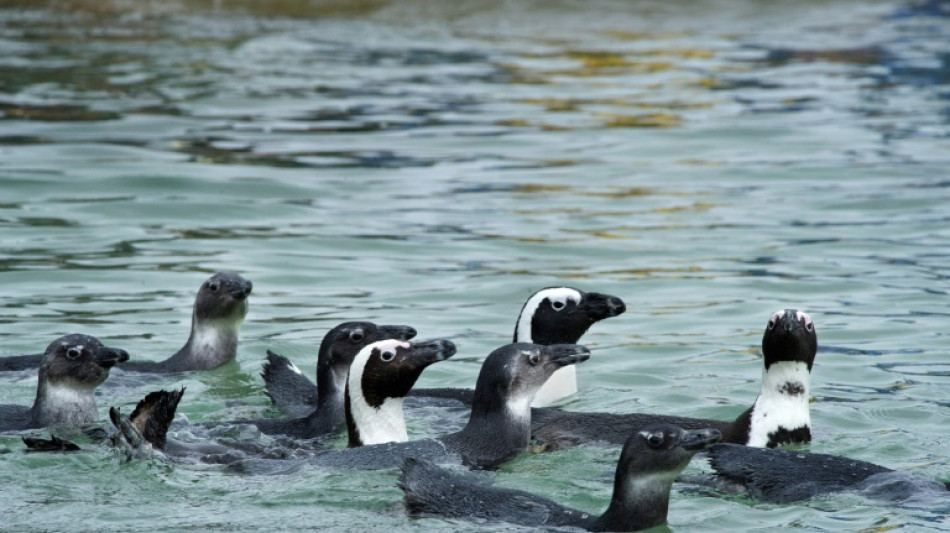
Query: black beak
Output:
[[678, 428, 722, 451], [545, 344, 591, 367], [95, 346, 130, 369], [579, 292, 626, 319], [410, 339, 457, 363], [229, 279, 253, 300], [379, 325, 418, 341]]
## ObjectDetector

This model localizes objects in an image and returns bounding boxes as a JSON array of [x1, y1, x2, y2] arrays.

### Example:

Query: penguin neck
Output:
[[746, 361, 812, 447], [344, 388, 408, 447], [174, 314, 242, 369], [32, 377, 99, 427], [451, 384, 534, 465], [593, 469, 675, 532]]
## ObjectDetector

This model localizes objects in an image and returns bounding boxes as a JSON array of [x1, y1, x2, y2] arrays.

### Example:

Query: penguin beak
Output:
[[228, 279, 253, 300], [578, 292, 626, 320], [379, 325, 418, 341], [545, 344, 591, 367], [678, 428, 722, 451], [410, 339, 457, 364], [95, 346, 130, 369]]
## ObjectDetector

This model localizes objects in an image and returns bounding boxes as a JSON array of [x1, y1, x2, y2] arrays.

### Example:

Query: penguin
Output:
[[703, 442, 950, 504], [258, 321, 417, 422], [111, 339, 457, 463], [529, 309, 817, 450], [411, 286, 625, 407], [229, 343, 591, 474], [398, 424, 722, 532], [0, 334, 129, 431], [0, 272, 252, 374], [123, 272, 252, 372]]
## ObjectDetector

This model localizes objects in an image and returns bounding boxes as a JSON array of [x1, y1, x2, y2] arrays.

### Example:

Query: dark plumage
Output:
[[110, 388, 185, 459], [122, 272, 252, 372], [411, 287, 625, 407], [255, 322, 417, 439], [704, 443, 950, 503], [399, 424, 722, 532], [230, 343, 590, 474]]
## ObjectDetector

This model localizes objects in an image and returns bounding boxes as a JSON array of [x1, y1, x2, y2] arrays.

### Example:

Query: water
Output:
[[1, 0, 949, 530]]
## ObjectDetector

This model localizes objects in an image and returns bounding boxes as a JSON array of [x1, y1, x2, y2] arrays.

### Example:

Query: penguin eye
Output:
[[349, 330, 365, 342], [767, 311, 782, 330], [380, 349, 396, 362], [797, 311, 814, 332], [647, 433, 664, 448], [527, 352, 541, 366], [550, 300, 566, 311], [66, 347, 82, 359], [208, 281, 220, 293]]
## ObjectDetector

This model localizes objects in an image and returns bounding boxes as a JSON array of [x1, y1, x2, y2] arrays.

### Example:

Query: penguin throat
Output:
[[186, 318, 240, 366], [747, 361, 811, 447], [35, 381, 98, 426], [347, 393, 408, 446]]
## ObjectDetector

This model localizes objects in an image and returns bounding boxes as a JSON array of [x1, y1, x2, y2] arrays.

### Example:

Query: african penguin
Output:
[[411, 287, 625, 407], [228, 343, 591, 474], [399, 424, 722, 532], [255, 321, 418, 440], [0, 334, 129, 432], [122, 272, 252, 372], [529, 309, 817, 450]]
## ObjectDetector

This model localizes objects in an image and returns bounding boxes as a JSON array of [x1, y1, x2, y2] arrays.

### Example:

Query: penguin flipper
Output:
[[261, 350, 318, 415]]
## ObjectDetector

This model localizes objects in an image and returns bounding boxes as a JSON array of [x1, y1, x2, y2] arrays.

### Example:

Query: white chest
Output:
[[747, 362, 811, 447]]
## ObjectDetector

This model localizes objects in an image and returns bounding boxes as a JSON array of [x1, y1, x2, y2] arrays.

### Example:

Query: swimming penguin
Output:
[[259, 322, 417, 419], [703, 442, 950, 504], [252, 337, 453, 442], [230, 343, 591, 474], [0, 272, 252, 374], [529, 309, 817, 450], [411, 287, 625, 407], [122, 272, 252, 372], [112, 339, 456, 464], [399, 424, 723, 532], [0, 334, 129, 432]]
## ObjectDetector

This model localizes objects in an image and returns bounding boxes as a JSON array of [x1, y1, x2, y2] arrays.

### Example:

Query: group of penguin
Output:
[[1, 271, 946, 531]]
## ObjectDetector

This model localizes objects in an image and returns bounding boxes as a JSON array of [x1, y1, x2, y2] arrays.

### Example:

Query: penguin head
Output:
[[40, 333, 130, 389], [514, 287, 625, 345], [193, 271, 252, 322], [762, 309, 817, 371]]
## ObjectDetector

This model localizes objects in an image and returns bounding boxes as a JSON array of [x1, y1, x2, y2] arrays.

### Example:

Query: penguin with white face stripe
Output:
[[515, 287, 626, 407], [345, 339, 457, 447], [530, 309, 818, 450], [743, 309, 816, 447], [411, 287, 625, 408]]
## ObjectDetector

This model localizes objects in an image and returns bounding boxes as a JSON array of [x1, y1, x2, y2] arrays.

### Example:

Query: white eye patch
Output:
[[371, 339, 410, 353], [796, 310, 812, 326]]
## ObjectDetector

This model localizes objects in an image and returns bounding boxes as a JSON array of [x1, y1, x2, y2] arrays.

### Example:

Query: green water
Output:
[[1, 0, 949, 531]]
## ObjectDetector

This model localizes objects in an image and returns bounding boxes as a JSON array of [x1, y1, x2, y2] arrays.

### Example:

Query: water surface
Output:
[[1, 1, 949, 531]]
